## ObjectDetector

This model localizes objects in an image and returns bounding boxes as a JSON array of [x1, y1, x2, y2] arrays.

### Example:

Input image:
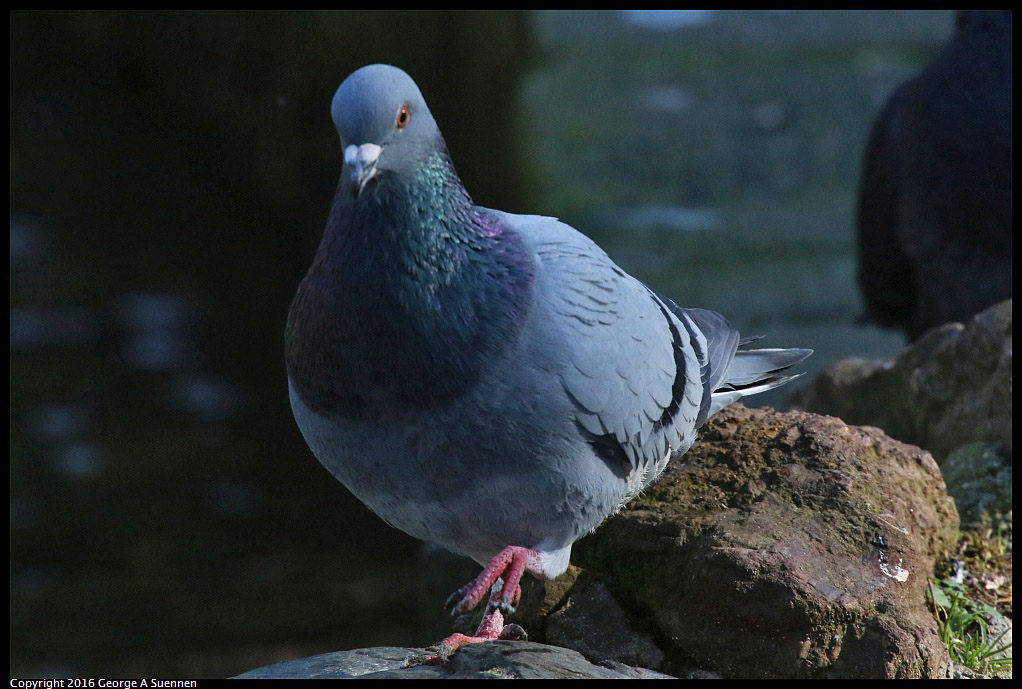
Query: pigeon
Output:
[[856, 10, 1012, 341], [285, 64, 812, 659]]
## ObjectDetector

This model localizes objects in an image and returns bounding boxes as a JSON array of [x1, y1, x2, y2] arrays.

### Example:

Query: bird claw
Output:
[[498, 583, 522, 615], [447, 594, 479, 618], [444, 585, 472, 615]]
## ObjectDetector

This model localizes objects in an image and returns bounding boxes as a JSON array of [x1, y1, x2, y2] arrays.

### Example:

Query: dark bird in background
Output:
[[856, 9, 1012, 341]]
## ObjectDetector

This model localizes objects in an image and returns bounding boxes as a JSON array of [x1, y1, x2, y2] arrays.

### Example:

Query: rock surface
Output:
[[790, 300, 1012, 463], [234, 642, 674, 679], [573, 404, 959, 678], [543, 571, 667, 671], [939, 442, 1013, 524]]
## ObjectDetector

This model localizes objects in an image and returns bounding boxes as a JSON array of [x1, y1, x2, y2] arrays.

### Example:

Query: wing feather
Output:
[[488, 210, 705, 490]]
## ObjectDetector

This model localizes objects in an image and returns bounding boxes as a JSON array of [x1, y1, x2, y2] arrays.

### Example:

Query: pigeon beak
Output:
[[344, 143, 383, 197]]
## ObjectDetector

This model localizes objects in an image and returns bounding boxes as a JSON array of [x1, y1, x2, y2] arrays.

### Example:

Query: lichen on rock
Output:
[[573, 404, 959, 678]]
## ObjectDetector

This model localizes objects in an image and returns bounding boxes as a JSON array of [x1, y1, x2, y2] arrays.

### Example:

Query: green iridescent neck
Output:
[[286, 146, 535, 419], [332, 147, 496, 290]]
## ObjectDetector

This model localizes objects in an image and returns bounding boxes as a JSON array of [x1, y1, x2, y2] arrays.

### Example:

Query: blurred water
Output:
[[637, 84, 694, 114], [524, 9, 952, 407], [10, 306, 101, 350], [115, 292, 199, 372], [621, 10, 718, 31], [25, 402, 96, 440], [53, 443, 107, 478], [10, 218, 51, 273], [209, 482, 261, 517], [168, 375, 246, 422], [593, 205, 723, 234]]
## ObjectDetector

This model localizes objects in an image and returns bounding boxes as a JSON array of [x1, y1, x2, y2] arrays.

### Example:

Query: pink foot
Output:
[[422, 585, 529, 664], [444, 545, 543, 617], [416, 546, 543, 664]]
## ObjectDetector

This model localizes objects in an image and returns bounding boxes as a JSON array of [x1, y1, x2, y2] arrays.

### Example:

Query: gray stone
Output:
[[790, 300, 1012, 463], [235, 642, 675, 679], [234, 647, 419, 679], [983, 612, 1013, 680], [940, 442, 1012, 526]]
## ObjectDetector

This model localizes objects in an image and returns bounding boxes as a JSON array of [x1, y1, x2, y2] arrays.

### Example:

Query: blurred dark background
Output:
[[10, 10, 957, 677]]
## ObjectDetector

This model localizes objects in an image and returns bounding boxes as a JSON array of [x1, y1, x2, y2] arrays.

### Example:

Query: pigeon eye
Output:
[[396, 104, 410, 129]]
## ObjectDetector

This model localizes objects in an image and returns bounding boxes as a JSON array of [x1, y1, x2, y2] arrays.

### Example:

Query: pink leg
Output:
[[421, 545, 543, 664], [445, 545, 543, 617]]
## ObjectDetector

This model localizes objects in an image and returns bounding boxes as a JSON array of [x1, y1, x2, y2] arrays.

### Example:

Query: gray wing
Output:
[[488, 210, 715, 485]]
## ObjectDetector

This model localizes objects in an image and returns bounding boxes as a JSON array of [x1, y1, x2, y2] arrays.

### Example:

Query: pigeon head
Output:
[[331, 64, 442, 198]]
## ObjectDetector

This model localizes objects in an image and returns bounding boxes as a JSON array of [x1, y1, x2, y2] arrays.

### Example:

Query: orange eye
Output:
[[396, 104, 410, 129]]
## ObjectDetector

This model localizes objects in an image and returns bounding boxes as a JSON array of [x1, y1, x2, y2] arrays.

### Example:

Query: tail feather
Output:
[[646, 284, 813, 424], [709, 346, 813, 416], [721, 347, 814, 387]]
